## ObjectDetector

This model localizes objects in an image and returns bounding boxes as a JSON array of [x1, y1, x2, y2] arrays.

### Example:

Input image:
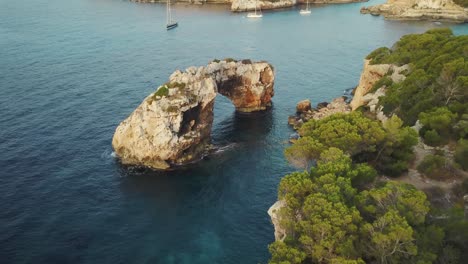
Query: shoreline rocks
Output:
[[288, 96, 351, 129], [112, 59, 274, 170], [360, 0, 468, 23], [132, 0, 368, 12], [268, 200, 287, 241]]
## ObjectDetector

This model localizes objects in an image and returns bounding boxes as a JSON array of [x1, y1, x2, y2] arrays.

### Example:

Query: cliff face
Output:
[[349, 59, 408, 111], [112, 60, 275, 169], [268, 200, 287, 241], [361, 0, 468, 22], [231, 0, 367, 12], [132, 0, 367, 12], [231, 0, 296, 12]]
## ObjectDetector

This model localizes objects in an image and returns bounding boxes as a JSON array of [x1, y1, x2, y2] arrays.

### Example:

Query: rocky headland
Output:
[[274, 59, 411, 240], [287, 59, 409, 130], [112, 59, 274, 170], [360, 0, 468, 23]]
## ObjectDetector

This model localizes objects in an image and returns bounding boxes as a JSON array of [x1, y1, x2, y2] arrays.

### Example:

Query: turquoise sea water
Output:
[[1, 0, 467, 263]]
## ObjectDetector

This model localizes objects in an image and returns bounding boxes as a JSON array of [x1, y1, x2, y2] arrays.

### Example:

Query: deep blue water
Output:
[[1, 0, 467, 263]]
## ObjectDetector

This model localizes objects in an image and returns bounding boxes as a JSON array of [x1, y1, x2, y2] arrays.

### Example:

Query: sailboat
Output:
[[166, 0, 178, 30], [247, 0, 263, 18], [299, 0, 311, 15]]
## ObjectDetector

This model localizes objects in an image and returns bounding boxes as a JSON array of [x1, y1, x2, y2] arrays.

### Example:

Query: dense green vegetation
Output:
[[271, 29, 468, 264], [367, 29, 467, 148], [285, 112, 418, 176], [455, 139, 468, 170], [417, 154, 453, 180], [270, 148, 468, 264]]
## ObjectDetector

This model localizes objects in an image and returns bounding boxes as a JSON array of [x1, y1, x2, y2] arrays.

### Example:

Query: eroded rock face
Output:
[[361, 0, 468, 23], [288, 97, 351, 129], [296, 99, 312, 113], [231, 0, 296, 11], [231, 0, 367, 11], [268, 200, 287, 241], [112, 59, 275, 169], [350, 59, 409, 110]]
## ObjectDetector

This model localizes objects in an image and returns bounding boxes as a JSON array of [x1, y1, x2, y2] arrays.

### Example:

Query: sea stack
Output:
[[112, 59, 275, 169]]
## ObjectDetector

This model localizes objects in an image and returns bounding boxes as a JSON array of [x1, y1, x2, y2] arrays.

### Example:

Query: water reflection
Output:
[[212, 107, 274, 145]]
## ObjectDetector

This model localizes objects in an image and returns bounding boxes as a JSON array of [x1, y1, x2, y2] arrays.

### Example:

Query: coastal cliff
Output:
[[361, 0, 468, 23], [349, 59, 408, 110], [232, 0, 368, 12], [112, 59, 274, 169], [231, 0, 296, 12], [132, 0, 368, 12]]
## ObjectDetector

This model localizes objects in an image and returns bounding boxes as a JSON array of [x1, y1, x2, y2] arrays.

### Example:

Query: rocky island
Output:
[[361, 0, 468, 23], [112, 59, 274, 170]]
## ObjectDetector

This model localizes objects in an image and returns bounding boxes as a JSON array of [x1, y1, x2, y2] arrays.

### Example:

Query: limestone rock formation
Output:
[[350, 59, 409, 110], [133, 0, 368, 12], [231, 0, 296, 12], [361, 0, 468, 23], [288, 97, 351, 129], [268, 200, 287, 241], [231, 0, 367, 11], [112, 59, 275, 169], [296, 99, 311, 113]]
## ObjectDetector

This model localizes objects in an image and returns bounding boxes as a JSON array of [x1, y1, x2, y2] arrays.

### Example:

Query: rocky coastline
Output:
[[132, 0, 368, 12], [287, 59, 410, 132], [273, 58, 412, 241], [112, 59, 274, 170], [360, 0, 468, 23]]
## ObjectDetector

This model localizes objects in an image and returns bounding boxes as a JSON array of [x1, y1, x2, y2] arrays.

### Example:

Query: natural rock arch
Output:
[[112, 59, 275, 169]]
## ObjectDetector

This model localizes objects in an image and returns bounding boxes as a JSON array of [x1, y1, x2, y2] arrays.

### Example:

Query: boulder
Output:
[[296, 99, 312, 113]]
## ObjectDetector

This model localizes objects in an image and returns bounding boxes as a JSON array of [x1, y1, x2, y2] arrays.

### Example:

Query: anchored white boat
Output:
[[166, 0, 178, 30], [247, 0, 263, 18], [299, 0, 311, 15]]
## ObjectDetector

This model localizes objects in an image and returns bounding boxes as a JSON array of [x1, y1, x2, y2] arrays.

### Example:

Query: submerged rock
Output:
[[112, 59, 274, 170]]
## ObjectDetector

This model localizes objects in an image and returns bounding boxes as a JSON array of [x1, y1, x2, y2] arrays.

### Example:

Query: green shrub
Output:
[[212, 59, 220, 63], [166, 105, 179, 113], [154, 85, 169, 97], [453, 0, 468, 8], [241, 59, 252, 64], [454, 139, 468, 170], [224, 58, 237, 63], [419, 107, 457, 141], [164, 82, 186, 90], [423, 129, 443, 146], [366, 47, 391, 64], [417, 154, 449, 179], [371, 76, 393, 93]]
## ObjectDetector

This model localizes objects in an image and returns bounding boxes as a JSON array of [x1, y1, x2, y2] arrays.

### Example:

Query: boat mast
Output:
[[167, 0, 171, 24]]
